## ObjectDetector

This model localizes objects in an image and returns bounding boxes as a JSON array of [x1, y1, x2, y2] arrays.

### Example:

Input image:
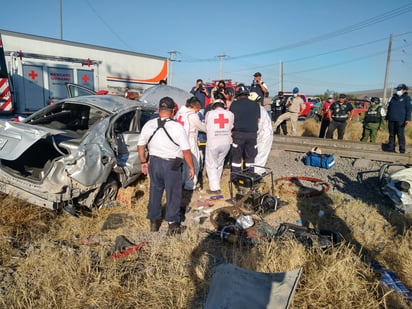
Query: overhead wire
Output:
[[84, 0, 133, 51], [85, 1, 412, 68], [84, 1, 412, 90], [286, 41, 412, 75], [182, 4, 412, 63], [277, 41, 412, 91], [227, 36, 393, 75], [226, 32, 412, 81]]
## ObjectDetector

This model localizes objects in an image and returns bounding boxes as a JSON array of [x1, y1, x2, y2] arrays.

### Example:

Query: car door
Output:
[[111, 109, 142, 186], [65, 83, 97, 97]]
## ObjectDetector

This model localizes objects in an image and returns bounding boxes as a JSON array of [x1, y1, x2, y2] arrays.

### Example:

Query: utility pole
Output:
[[279, 60, 283, 91], [168, 50, 179, 86], [60, 0, 63, 40], [383, 34, 392, 105], [216, 54, 227, 80]]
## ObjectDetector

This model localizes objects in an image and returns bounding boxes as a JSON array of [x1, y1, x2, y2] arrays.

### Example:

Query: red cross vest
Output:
[[206, 108, 234, 145]]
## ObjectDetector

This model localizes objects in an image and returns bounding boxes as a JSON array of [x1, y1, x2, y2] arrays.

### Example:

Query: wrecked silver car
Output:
[[0, 94, 155, 215], [379, 163, 412, 215]]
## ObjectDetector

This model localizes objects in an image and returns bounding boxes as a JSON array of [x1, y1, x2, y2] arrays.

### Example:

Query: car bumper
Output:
[[0, 169, 82, 210]]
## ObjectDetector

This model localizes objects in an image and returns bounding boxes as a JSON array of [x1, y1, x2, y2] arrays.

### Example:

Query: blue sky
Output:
[[1, 0, 412, 96]]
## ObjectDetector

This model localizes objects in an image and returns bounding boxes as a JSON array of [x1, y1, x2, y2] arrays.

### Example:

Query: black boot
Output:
[[166, 222, 186, 236], [150, 220, 162, 232]]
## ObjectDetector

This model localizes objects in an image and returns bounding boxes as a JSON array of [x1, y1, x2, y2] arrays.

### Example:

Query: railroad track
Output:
[[272, 135, 412, 164]]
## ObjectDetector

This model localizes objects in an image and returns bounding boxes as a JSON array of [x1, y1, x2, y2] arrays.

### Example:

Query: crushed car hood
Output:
[[381, 167, 412, 214], [0, 120, 66, 160]]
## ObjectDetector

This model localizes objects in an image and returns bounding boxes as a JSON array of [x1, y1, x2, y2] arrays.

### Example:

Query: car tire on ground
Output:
[[94, 177, 119, 209]]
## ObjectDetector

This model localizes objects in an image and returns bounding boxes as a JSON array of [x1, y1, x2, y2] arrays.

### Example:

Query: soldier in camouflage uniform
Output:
[[361, 97, 384, 143]]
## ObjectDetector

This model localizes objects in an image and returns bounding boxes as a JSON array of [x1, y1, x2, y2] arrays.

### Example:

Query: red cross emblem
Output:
[[82, 74, 89, 83], [214, 113, 229, 128], [177, 115, 184, 126], [28, 70, 38, 80]]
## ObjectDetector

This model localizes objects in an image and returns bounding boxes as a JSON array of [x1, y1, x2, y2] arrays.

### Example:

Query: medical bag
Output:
[[305, 152, 335, 169]]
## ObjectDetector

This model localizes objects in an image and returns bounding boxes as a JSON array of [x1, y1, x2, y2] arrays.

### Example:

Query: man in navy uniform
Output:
[[229, 84, 260, 180], [138, 97, 195, 235]]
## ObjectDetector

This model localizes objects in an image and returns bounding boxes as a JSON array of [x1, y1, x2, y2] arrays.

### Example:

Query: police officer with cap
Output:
[[273, 87, 305, 136], [138, 97, 195, 235], [326, 93, 353, 140], [385, 83, 412, 153]]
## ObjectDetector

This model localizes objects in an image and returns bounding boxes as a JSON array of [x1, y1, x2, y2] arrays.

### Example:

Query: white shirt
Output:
[[138, 117, 190, 159]]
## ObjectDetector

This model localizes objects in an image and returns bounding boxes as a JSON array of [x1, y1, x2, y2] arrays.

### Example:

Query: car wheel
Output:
[[94, 177, 119, 209]]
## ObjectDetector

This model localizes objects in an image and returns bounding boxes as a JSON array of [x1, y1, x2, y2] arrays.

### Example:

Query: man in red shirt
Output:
[[318, 97, 334, 138]]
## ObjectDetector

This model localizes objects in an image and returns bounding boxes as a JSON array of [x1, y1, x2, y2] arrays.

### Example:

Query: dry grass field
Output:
[[0, 118, 411, 308]]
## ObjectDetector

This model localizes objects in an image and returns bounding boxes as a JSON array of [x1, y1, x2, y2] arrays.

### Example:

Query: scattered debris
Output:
[[102, 213, 133, 231], [81, 234, 100, 246], [371, 260, 412, 303], [205, 263, 302, 309], [111, 235, 148, 259], [275, 176, 330, 197], [275, 223, 341, 250], [191, 200, 214, 209], [208, 195, 224, 200]]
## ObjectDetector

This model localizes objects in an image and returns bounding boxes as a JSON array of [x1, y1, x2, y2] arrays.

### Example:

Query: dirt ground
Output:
[[1, 118, 411, 308]]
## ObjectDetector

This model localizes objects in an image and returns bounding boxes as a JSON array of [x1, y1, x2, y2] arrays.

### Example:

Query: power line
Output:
[[227, 36, 393, 75], [231, 4, 412, 60], [284, 37, 388, 64], [286, 41, 412, 75], [85, 0, 133, 50], [227, 34, 412, 78], [182, 4, 412, 63]]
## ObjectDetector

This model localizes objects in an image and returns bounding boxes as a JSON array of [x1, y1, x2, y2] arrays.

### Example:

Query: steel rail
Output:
[[272, 135, 412, 164]]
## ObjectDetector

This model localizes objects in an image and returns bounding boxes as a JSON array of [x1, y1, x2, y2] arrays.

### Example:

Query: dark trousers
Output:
[[231, 131, 257, 178], [326, 120, 347, 140], [388, 121, 406, 153], [272, 110, 287, 134], [319, 118, 330, 138], [147, 156, 183, 223]]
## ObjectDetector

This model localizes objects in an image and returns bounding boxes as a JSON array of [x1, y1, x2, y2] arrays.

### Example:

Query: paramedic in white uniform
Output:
[[249, 92, 274, 174], [205, 99, 234, 193], [175, 96, 206, 190]]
